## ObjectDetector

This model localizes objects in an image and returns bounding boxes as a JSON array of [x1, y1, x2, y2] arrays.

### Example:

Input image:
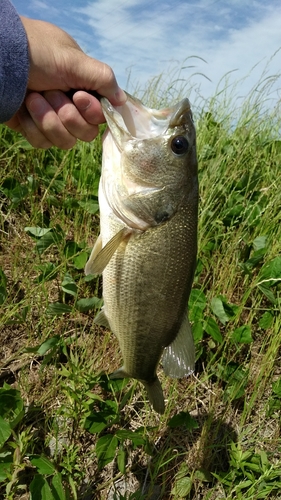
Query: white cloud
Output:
[[13, 0, 281, 106], [72, 0, 281, 105]]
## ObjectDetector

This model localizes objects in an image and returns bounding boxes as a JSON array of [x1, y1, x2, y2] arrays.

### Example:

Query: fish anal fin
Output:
[[162, 314, 195, 378], [85, 227, 131, 275], [94, 308, 110, 329]]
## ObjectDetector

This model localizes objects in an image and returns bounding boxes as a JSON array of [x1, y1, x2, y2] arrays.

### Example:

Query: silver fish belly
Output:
[[85, 92, 198, 414]]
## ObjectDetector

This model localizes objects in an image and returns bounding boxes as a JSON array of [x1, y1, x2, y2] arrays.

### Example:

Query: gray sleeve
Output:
[[0, 0, 29, 123]]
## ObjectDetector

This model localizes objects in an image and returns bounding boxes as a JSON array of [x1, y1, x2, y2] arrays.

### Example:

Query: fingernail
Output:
[[75, 96, 91, 111], [114, 89, 127, 104], [28, 96, 47, 116]]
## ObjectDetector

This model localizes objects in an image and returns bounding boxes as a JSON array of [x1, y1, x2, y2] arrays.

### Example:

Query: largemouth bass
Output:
[[85, 92, 198, 414]]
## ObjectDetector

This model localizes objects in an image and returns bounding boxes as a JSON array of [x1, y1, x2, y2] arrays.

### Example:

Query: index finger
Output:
[[68, 54, 127, 106]]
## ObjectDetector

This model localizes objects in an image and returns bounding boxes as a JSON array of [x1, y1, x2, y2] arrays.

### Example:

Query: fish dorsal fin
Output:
[[162, 314, 195, 378], [85, 227, 131, 275]]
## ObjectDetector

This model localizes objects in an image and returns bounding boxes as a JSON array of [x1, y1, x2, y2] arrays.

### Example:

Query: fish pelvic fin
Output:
[[85, 227, 131, 275], [162, 313, 195, 378], [94, 307, 110, 329], [142, 377, 165, 415], [110, 366, 129, 380]]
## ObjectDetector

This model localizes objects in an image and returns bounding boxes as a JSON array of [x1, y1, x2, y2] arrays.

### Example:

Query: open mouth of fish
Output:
[[101, 91, 192, 143]]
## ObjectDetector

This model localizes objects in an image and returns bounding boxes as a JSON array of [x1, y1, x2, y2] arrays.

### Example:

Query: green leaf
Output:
[[0, 267, 7, 305], [253, 236, 267, 251], [84, 274, 95, 282], [272, 377, 281, 398], [63, 240, 80, 258], [258, 311, 274, 329], [115, 429, 146, 446], [61, 274, 77, 297], [258, 284, 276, 304], [0, 451, 13, 482], [98, 374, 128, 393], [117, 446, 126, 474], [0, 387, 24, 428], [172, 476, 193, 497], [95, 434, 118, 469], [34, 263, 58, 283], [36, 229, 64, 255], [210, 297, 229, 325], [258, 256, 281, 286], [1, 178, 28, 204], [194, 469, 213, 482], [46, 303, 72, 316], [78, 200, 99, 214], [73, 251, 89, 270], [37, 336, 61, 356], [84, 400, 119, 434], [192, 321, 204, 343], [75, 297, 102, 313], [168, 411, 198, 430], [30, 474, 53, 500], [188, 289, 207, 322], [30, 455, 56, 475], [204, 317, 223, 343], [24, 227, 52, 238], [0, 416, 11, 448], [231, 325, 253, 344], [51, 473, 66, 500], [0, 286, 7, 306]]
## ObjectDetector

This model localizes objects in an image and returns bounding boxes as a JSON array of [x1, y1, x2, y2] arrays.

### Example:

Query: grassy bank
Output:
[[0, 76, 280, 499]]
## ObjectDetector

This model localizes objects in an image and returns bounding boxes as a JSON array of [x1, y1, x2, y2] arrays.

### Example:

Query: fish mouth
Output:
[[101, 91, 192, 148]]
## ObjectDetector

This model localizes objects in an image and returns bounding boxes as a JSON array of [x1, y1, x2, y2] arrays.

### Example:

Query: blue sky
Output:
[[13, 0, 281, 108]]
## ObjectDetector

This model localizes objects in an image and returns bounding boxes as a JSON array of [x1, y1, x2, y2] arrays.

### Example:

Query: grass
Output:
[[0, 71, 281, 499]]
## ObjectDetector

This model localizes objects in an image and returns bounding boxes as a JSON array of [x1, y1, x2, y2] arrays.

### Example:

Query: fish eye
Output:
[[170, 136, 189, 156]]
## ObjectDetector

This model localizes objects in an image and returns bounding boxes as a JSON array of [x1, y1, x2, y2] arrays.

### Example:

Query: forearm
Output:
[[0, 0, 29, 123]]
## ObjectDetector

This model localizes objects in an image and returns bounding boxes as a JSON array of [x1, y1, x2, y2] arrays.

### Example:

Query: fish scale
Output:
[[85, 92, 198, 414]]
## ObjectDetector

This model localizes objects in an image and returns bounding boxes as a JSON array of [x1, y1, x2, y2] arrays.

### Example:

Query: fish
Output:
[[85, 92, 198, 414]]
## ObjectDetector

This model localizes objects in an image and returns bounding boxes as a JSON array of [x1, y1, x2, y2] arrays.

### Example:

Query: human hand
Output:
[[5, 17, 126, 149]]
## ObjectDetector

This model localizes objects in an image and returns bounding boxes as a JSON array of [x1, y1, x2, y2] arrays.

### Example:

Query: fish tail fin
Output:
[[143, 377, 165, 415], [162, 313, 195, 378]]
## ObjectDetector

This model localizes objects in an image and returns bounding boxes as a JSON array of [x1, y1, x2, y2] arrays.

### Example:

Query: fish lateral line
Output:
[[84, 227, 133, 275]]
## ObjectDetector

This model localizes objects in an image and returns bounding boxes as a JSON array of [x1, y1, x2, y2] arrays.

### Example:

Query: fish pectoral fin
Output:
[[85, 227, 131, 275], [162, 314, 195, 378], [84, 234, 103, 275], [94, 307, 110, 329], [142, 377, 165, 415]]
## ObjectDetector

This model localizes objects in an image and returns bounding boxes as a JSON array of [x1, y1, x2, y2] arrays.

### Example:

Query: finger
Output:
[[71, 91, 105, 125], [17, 104, 53, 149], [69, 54, 127, 106], [25, 93, 78, 149], [43, 90, 100, 141]]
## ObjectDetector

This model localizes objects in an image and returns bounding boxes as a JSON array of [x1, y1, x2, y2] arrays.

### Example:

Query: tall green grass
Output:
[[0, 71, 280, 499]]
